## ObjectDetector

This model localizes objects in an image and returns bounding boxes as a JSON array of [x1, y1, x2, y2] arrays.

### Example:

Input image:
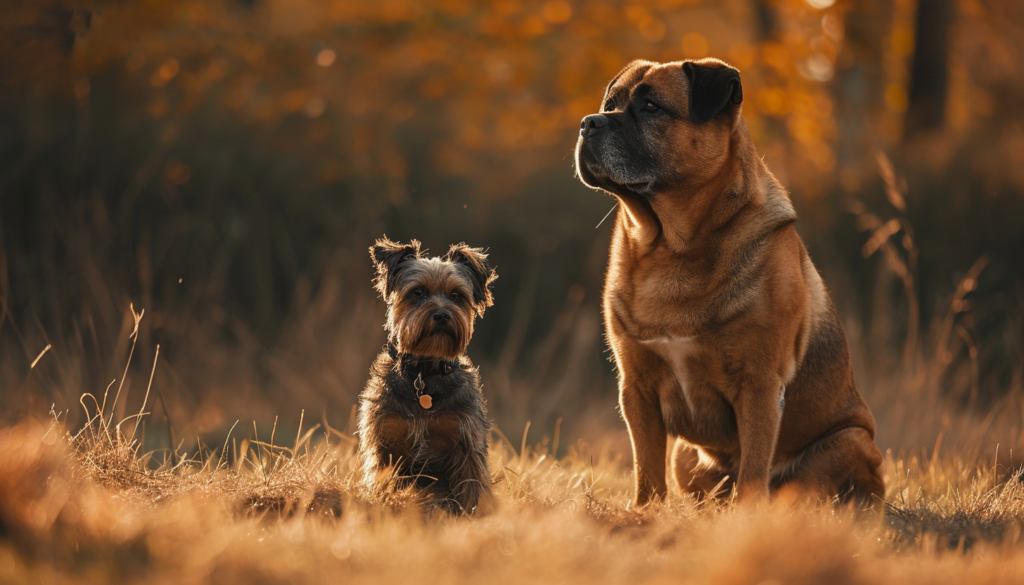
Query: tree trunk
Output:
[[904, 0, 954, 139]]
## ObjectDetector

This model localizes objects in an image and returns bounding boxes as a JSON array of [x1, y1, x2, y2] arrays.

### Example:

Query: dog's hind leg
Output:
[[671, 439, 734, 500], [776, 426, 884, 507]]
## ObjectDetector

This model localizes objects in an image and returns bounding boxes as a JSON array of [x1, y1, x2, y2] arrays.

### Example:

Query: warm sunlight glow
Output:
[[2, 0, 1022, 582], [316, 48, 336, 68], [681, 33, 710, 58]]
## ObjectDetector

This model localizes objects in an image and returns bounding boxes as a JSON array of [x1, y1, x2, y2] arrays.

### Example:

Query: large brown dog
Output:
[[574, 58, 884, 506]]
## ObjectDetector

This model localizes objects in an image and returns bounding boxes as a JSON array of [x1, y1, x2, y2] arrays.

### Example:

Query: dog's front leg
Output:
[[612, 333, 670, 507], [733, 377, 784, 502], [620, 380, 668, 507], [445, 444, 492, 514]]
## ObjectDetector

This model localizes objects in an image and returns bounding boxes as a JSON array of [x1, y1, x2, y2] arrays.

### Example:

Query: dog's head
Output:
[[370, 237, 497, 360], [574, 58, 743, 199]]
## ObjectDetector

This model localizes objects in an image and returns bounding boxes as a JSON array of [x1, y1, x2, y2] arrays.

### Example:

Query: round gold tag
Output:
[[419, 394, 433, 409]]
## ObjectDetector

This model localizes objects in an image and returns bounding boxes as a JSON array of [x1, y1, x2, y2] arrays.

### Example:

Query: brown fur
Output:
[[358, 237, 497, 514], [574, 59, 884, 506]]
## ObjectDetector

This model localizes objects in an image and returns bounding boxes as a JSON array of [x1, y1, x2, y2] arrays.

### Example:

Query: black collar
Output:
[[388, 346, 461, 382]]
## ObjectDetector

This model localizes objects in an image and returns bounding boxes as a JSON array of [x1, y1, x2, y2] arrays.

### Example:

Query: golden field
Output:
[[3, 0, 1024, 583], [3, 346, 1024, 585]]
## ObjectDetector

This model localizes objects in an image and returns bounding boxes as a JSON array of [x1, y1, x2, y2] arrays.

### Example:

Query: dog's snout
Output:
[[580, 114, 609, 136], [432, 310, 452, 323]]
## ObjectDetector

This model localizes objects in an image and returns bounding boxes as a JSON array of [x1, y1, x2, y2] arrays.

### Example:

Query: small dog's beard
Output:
[[391, 305, 473, 360]]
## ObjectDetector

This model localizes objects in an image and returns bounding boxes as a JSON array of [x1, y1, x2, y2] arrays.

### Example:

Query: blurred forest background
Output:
[[1, 0, 1023, 452]]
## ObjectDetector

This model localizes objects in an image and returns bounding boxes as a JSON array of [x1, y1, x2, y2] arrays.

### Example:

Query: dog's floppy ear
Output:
[[444, 243, 497, 316], [370, 237, 421, 298], [682, 59, 743, 125]]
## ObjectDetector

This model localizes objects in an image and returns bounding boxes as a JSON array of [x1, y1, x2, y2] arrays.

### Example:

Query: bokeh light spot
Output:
[[727, 43, 756, 70], [522, 15, 548, 36], [638, 17, 666, 42], [822, 14, 844, 41], [316, 49, 336, 68], [305, 97, 326, 118], [801, 53, 834, 82], [150, 58, 180, 88], [762, 42, 790, 71], [681, 33, 709, 58], [284, 90, 309, 113], [542, 1, 572, 24], [757, 88, 789, 117]]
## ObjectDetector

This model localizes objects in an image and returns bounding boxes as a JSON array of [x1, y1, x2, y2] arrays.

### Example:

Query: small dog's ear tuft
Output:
[[682, 59, 743, 125], [444, 243, 497, 315], [370, 237, 421, 297]]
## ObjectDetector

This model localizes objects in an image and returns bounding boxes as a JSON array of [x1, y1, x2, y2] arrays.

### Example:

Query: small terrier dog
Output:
[[357, 237, 497, 514]]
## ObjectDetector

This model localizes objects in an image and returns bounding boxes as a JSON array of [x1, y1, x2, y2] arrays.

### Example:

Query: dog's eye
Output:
[[642, 101, 660, 113], [603, 99, 615, 112], [413, 287, 425, 297], [450, 291, 460, 301]]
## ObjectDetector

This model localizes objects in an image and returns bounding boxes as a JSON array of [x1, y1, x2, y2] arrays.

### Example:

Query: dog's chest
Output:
[[609, 259, 712, 338], [376, 409, 467, 454], [639, 335, 738, 447], [640, 335, 700, 411]]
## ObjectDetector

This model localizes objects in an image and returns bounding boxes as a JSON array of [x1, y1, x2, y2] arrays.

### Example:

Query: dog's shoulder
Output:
[[737, 172, 797, 242], [758, 179, 797, 232], [366, 350, 396, 383]]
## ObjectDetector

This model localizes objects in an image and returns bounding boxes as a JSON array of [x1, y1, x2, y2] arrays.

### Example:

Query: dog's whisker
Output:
[[596, 202, 619, 229]]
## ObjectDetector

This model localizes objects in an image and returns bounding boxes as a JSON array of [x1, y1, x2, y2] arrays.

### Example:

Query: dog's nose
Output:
[[432, 311, 452, 323], [580, 114, 609, 136]]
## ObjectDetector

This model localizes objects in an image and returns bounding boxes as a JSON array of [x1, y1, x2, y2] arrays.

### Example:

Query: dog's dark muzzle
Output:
[[430, 319, 457, 337], [580, 113, 610, 137]]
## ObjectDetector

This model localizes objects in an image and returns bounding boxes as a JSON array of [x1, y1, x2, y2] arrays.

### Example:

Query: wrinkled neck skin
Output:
[[614, 121, 767, 254]]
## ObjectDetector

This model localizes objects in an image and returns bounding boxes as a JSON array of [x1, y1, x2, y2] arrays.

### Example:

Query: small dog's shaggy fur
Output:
[[357, 237, 497, 514]]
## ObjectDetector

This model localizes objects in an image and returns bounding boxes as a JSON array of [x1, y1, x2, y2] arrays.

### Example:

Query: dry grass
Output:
[[2, 395, 1024, 585], [1, 172, 1021, 585], [4, 274, 1024, 584], [2, 156, 1022, 583]]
